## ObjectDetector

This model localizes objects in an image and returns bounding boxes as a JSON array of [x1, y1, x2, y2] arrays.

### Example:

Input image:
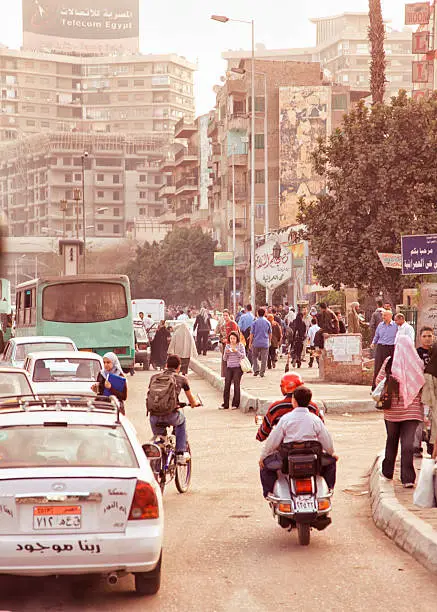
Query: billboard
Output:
[[255, 230, 292, 291], [401, 234, 437, 275], [23, 0, 139, 54], [405, 2, 430, 25]]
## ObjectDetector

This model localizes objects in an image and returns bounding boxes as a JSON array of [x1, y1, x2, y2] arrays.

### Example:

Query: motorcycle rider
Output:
[[256, 372, 323, 442], [259, 386, 337, 498]]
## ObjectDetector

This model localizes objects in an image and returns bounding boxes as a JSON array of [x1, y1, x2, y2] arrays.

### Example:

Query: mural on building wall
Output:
[[279, 86, 331, 227], [199, 114, 210, 211]]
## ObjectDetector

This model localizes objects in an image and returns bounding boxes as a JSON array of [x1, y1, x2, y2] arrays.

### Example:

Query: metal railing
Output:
[[175, 146, 198, 161], [175, 176, 198, 190]]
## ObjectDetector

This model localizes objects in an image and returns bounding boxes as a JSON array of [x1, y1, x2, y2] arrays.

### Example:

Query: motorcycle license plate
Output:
[[294, 497, 317, 513]]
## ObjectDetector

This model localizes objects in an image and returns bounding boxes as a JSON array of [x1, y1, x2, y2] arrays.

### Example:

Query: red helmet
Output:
[[280, 372, 304, 395]]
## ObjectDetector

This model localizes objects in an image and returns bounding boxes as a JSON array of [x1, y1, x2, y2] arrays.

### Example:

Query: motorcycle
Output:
[[266, 440, 332, 546]]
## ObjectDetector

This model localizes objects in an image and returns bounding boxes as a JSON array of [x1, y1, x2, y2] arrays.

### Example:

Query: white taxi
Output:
[[0, 395, 164, 595]]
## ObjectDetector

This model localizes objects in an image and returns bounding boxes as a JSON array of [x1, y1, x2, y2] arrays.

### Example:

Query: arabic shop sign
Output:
[[255, 237, 292, 291], [22, 0, 139, 39], [377, 252, 402, 270], [401, 234, 437, 275], [214, 252, 234, 267]]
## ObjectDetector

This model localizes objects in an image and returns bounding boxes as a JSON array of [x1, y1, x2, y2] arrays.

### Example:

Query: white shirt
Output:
[[143, 318, 154, 330], [177, 313, 189, 321], [307, 324, 321, 346], [285, 310, 296, 324], [260, 407, 334, 460], [395, 322, 415, 344]]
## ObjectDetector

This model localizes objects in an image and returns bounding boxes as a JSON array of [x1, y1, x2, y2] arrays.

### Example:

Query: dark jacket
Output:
[[95, 372, 127, 413], [317, 308, 339, 334], [194, 313, 211, 333]]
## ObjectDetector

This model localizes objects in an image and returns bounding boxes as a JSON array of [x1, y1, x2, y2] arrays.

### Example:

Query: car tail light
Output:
[[128, 480, 159, 520], [114, 347, 128, 355], [295, 478, 313, 494]]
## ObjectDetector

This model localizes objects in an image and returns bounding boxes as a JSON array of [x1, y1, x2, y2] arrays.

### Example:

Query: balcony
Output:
[[159, 184, 176, 199], [211, 143, 221, 163], [159, 156, 175, 172], [175, 146, 198, 166], [175, 203, 193, 221], [228, 218, 247, 235], [174, 117, 197, 139], [175, 175, 198, 195], [207, 118, 218, 137], [228, 152, 248, 167], [228, 183, 247, 199], [228, 113, 248, 131]]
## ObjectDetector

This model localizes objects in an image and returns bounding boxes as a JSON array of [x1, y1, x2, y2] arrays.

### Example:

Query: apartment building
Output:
[[159, 115, 210, 230], [223, 12, 413, 100], [0, 132, 168, 238], [0, 48, 195, 142]]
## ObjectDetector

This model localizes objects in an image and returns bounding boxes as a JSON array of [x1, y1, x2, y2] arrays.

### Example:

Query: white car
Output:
[[24, 351, 103, 396], [0, 366, 35, 399], [1, 336, 78, 369], [0, 395, 164, 594]]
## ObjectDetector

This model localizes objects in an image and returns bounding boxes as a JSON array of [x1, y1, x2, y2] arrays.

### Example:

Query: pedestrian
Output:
[[347, 302, 367, 334], [249, 308, 272, 378], [235, 305, 245, 324], [238, 304, 255, 344], [267, 313, 282, 369], [177, 310, 189, 321], [285, 306, 296, 326], [217, 309, 239, 377], [91, 352, 127, 414], [394, 313, 415, 344], [289, 310, 307, 369], [316, 302, 339, 335], [168, 322, 198, 375], [300, 306, 312, 362], [375, 336, 425, 487], [414, 327, 435, 457], [150, 320, 171, 370], [220, 331, 246, 410], [369, 299, 385, 340], [307, 317, 321, 368], [193, 307, 211, 356], [423, 342, 437, 458], [335, 310, 347, 334], [417, 326, 434, 366], [371, 309, 398, 390]]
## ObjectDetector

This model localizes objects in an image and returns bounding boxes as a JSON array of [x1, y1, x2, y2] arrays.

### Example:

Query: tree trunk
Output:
[[368, 0, 386, 104]]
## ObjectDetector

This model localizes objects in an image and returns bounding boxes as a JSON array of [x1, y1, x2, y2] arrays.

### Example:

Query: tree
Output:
[[298, 92, 437, 305], [368, 0, 386, 104], [128, 226, 223, 306]]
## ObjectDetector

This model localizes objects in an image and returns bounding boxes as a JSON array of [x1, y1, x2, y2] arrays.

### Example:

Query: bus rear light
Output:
[[114, 347, 128, 355]]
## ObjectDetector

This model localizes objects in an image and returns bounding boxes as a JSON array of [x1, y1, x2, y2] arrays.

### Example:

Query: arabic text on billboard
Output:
[[405, 2, 430, 25], [401, 234, 437, 275], [23, 0, 139, 40], [256, 236, 292, 291]]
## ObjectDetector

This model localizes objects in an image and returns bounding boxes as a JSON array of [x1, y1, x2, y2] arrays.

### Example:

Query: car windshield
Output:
[[0, 425, 138, 468], [15, 342, 74, 361], [32, 358, 101, 383], [0, 372, 33, 397]]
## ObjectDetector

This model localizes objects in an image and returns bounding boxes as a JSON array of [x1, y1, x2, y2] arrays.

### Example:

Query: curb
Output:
[[369, 453, 437, 573], [190, 358, 376, 415]]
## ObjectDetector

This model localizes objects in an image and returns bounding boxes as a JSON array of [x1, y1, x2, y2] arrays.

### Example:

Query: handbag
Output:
[[376, 377, 392, 411], [240, 356, 252, 373], [413, 458, 437, 508], [372, 377, 386, 402]]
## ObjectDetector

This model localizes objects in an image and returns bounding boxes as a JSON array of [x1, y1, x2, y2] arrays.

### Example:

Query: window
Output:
[[97, 223, 104, 231], [152, 75, 170, 86], [63, 157, 72, 165], [97, 191, 104, 199], [139, 207, 145, 215], [154, 175, 161, 185], [139, 191, 147, 199], [134, 79, 144, 87], [74, 173, 81, 181], [332, 94, 347, 111], [113, 175, 120, 184], [118, 79, 128, 87], [43, 282, 128, 323], [26, 120, 36, 127], [255, 134, 264, 149], [255, 203, 265, 218], [41, 120, 49, 128], [64, 174, 72, 183], [356, 43, 368, 55], [66, 223, 72, 231], [113, 207, 120, 216], [255, 97, 265, 112], [97, 173, 104, 182], [139, 174, 146, 182], [113, 224, 121, 234]]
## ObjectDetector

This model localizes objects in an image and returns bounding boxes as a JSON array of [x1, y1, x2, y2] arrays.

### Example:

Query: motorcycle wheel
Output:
[[175, 443, 192, 493], [297, 523, 311, 546]]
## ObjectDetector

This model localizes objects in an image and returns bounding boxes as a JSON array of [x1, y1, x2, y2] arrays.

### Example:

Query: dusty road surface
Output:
[[2, 370, 437, 612]]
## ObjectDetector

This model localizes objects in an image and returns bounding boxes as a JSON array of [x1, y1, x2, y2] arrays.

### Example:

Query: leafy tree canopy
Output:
[[128, 226, 224, 306], [298, 92, 437, 303]]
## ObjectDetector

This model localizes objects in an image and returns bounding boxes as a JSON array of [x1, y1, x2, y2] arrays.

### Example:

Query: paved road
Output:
[[2, 370, 437, 612]]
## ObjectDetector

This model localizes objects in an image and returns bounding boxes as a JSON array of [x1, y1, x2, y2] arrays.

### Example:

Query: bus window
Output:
[[24, 290, 32, 309], [42, 282, 128, 323]]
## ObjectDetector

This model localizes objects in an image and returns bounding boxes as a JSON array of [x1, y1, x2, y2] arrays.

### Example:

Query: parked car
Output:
[[24, 351, 103, 396], [0, 366, 35, 399], [134, 325, 151, 370], [1, 336, 77, 369], [0, 394, 163, 594]]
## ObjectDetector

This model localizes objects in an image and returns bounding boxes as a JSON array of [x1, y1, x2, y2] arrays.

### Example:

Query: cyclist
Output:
[[147, 354, 199, 464]]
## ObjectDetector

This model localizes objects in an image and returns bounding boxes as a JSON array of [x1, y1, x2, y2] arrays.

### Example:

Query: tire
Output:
[[158, 470, 166, 493], [134, 552, 162, 595], [175, 443, 192, 493], [297, 523, 311, 546]]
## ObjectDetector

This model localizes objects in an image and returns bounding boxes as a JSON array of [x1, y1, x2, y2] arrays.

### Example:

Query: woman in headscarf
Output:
[[374, 336, 425, 487], [289, 310, 307, 368], [422, 342, 437, 457], [150, 320, 171, 370], [168, 322, 198, 375], [267, 313, 282, 369], [193, 307, 211, 356], [91, 352, 128, 413]]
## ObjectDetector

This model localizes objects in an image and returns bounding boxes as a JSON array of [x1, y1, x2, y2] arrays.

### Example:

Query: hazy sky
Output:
[[0, 0, 407, 114]]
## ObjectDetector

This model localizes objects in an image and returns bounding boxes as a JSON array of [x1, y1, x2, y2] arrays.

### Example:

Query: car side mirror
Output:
[[142, 443, 161, 459]]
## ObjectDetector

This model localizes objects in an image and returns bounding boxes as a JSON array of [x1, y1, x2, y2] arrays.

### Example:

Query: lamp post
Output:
[[73, 189, 80, 239], [81, 152, 89, 273], [211, 14, 256, 309], [231, 144, 236, 315], [60, 199, 67, 238]]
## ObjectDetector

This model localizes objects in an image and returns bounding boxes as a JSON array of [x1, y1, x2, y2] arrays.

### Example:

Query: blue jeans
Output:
[[150, 410, 187, 453]]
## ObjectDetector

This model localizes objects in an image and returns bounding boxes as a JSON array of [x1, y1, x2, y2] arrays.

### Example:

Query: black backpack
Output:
[[146, 370, 179, 416]]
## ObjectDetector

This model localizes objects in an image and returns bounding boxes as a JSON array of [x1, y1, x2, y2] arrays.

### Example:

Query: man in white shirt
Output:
[[394, 313, 415, 344], [259, 386, 337, 497]]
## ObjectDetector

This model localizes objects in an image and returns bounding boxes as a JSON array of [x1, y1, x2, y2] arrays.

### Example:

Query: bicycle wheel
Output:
[[175, 442, 192, 493]]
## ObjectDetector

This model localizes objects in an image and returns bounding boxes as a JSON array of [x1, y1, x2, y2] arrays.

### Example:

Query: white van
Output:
[[131, 299, 165, 322]]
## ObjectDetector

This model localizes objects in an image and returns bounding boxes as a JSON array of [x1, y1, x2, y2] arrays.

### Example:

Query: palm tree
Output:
[[368, 0, 386, 104]]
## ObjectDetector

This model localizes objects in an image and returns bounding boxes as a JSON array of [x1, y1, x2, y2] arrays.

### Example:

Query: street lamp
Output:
[[81, 152, 89, 273], [60, 199, 67, 238], [272, 241, 281, 261], [211, 14, 256, 309], [73, 188, 81, 240]]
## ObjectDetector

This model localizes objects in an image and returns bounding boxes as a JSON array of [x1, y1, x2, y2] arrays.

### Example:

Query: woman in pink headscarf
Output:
[[374, 335, 425, 487]]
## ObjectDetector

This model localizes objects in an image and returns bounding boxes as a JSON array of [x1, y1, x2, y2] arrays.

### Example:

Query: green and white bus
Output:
[[15, 275, 134, 370]]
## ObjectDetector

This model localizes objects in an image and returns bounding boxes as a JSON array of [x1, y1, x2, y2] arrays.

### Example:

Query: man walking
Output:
[[369, 299, 384, 340], [249, 308, 272, 378], [371, 309, 398, 389], [394, 313, 415, 344], [238, 304, 255, 343]]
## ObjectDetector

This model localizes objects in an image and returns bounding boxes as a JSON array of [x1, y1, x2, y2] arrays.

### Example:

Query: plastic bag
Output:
[[372, 377, 386, 402], [413, 458, 436, 508], [240, 356, 252, 373]]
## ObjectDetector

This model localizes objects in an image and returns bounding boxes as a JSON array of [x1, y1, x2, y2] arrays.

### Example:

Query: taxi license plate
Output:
[[33, 506, 82, 530], [294, 497, 317, 513]]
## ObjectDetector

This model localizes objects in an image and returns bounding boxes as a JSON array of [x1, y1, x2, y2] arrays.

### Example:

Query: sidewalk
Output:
[[370, 453, 437, 573], [190, 353, 375, 414]]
